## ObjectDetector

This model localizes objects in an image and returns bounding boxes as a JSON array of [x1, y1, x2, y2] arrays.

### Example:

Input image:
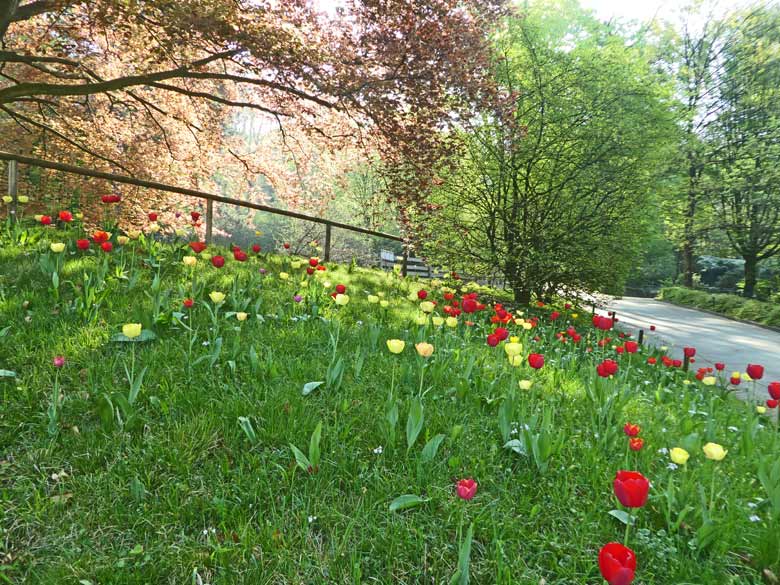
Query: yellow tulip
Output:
[[509, 336, 520, 343], [127, 230, 141, 240], [414, 314, 429, 325], [731, 371, 741, 379], [18, 195, 29, 204], [323, 280, 331, 288], [504, 342, 523, 357], [255, 230, 263, 236], [122, 323, 142, 339], [73, 211, 82, 219], [518, 379, 533, 390], [514, 318, 524, 325], [522, 322, 533, 331], [670, 447, 689, 465], [741, 372, 752, 382], [183, 256, 197, 267], [380, 300, 389, 308], [34, 214, 43, 221], [175, 228, 186, 237], [386, 339, 405, 354], [445, 316, 458, 327], [508, 354, 523, 367], [377, 291, 385, 298], [571, 313, 578, 319], [334, 293, 350, 306], [209, 291, 225, 304], [702, 376, 717, 386], [49, 242, 65, 253], [367, 295, 379, 304], [419, 301, 435, 313], [757, 405, 767, 414], [236, 312, 248, 321], [279, 272, 289, 280], [415, 342, 434, 358], [2, 195, 11, 204], [432, 316, 444, 326], [702, 442, 727, 461], [148, 223, 160, 233], [291, 260, 302, 269]]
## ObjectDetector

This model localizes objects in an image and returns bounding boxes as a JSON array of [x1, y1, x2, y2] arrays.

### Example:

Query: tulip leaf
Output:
[[389, 494, 427, 512], [290, 444, 311, 472], [111, 330, 158, 343], [406, 397, 424, 452], [0, 369, 16, 378], [503, 438, 528, 456], [302, 381, 325, 396], [421, 434, 446, 463], [608, 509, 635, 526]]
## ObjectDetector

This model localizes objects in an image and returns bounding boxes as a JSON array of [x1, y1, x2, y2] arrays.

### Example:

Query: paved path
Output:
[[597, 297, 780, 394]]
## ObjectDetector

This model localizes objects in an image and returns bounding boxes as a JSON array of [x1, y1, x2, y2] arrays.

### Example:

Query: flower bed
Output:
[[1, 214, 780, 583]]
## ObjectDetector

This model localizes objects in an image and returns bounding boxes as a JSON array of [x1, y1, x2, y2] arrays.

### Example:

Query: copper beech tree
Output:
[[0, 0, 503, 227]]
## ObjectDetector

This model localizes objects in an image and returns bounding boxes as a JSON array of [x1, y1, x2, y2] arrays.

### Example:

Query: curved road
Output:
[[598, 297, 780, 394]]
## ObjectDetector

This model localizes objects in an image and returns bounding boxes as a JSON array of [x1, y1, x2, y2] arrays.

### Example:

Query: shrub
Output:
[[658, 287, 780, 327]]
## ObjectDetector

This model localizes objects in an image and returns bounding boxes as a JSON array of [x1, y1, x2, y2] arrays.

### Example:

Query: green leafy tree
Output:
[[414, 0, 675, 303]]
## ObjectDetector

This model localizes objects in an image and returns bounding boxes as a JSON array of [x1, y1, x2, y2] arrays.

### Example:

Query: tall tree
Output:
[[412, 0, 675, 303], [0, 0, 503, 213], [706, 6, 780, 297]]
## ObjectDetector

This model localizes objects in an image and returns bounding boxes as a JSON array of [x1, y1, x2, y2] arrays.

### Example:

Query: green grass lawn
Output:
[[1, 224, 780, 584]]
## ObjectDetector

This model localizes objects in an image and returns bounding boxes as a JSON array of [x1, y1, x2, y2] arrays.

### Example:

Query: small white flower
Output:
[[658, 447, 669, 455], [748, 502, 758, 509], [308, 515, 317, 524], [727, 426, 739, 432], [749, 515, 761, 522], [661, 427, 667, 433], [202, 341, 210, 346], [372, 446, 383, 455], [667, 463, 678, 470], [202, 529, 209, 536]]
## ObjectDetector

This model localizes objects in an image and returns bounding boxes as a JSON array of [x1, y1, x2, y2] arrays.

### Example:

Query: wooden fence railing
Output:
[[0, 151, 410, 270]]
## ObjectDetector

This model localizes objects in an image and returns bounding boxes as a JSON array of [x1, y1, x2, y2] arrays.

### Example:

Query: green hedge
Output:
[[658, 286, 780, 327]]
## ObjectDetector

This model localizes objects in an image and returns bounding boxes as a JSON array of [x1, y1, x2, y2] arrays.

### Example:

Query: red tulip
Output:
[[308, 257, 318, 266], [714, 362, 725, 371], [233, 250, 248, 262], [462, 298, 477, 313], [251, 244, 261, 253], [76, 239, 90, 251], [283, 242, 291, 249], [191, 211, 201, 222], [183, 298, 194, 308], [646, 357, 656, 365], [649, 325, 656, 331], [550, 311, 560, 321], [768, 382, 780, 400], [101, 194, 121, 203], [211, 255, 225, 268], [767, 399, 778, 409], [486, 334, 499, 347], [40, 215, 52, 225], [565, 303, 572, 310], [456, 478, 478, 500], [683, 347, 696, 358], [597, 359, 619, 378], [629, 437, 644, 451], [494, 327, 509, 341], [624, 341, 638, 354], [306, 267, 314, 275], [189, 241, 207, 254], [747, 364, 764, 380], [623, 423, 640, 437], [672, 359, 682, 368], [616, 346, 625, 355], [92, 231, 109, 244], [148, 212, 158, 222], [593, 315, 614, 331], [100, 241, 113, 253], [528, 353, 544, 369], [730, 375, 741, 385], [335, 284, 346, 294], [599, 542, 636, 585], [613, 470, 649, 508], [417, 289, 428, 300], [58, 210, 73, 223], [443, 292, 454, 301]]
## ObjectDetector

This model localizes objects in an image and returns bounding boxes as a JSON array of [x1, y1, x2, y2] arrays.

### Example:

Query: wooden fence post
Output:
[[324, 223, 332, 262], [638, 329, 644, 346], [205, 199, 213, 244], [401, 248, 408, 277], [8, 159, 18, 223]]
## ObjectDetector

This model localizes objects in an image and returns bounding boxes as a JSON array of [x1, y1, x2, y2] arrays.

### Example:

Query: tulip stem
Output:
[[623, 511, 632, 545], [418, 365, 425, 397], [709, 465, 717, 516]]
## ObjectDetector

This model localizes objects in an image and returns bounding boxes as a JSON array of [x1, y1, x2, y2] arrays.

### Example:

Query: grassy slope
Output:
[[0, 231, 777, 584]]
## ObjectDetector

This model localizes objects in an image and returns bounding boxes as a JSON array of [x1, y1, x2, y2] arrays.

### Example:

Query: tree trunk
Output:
[[513, 286, 531, 305], [743, 254, 758, 298], [681, 241, 695, 288]]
